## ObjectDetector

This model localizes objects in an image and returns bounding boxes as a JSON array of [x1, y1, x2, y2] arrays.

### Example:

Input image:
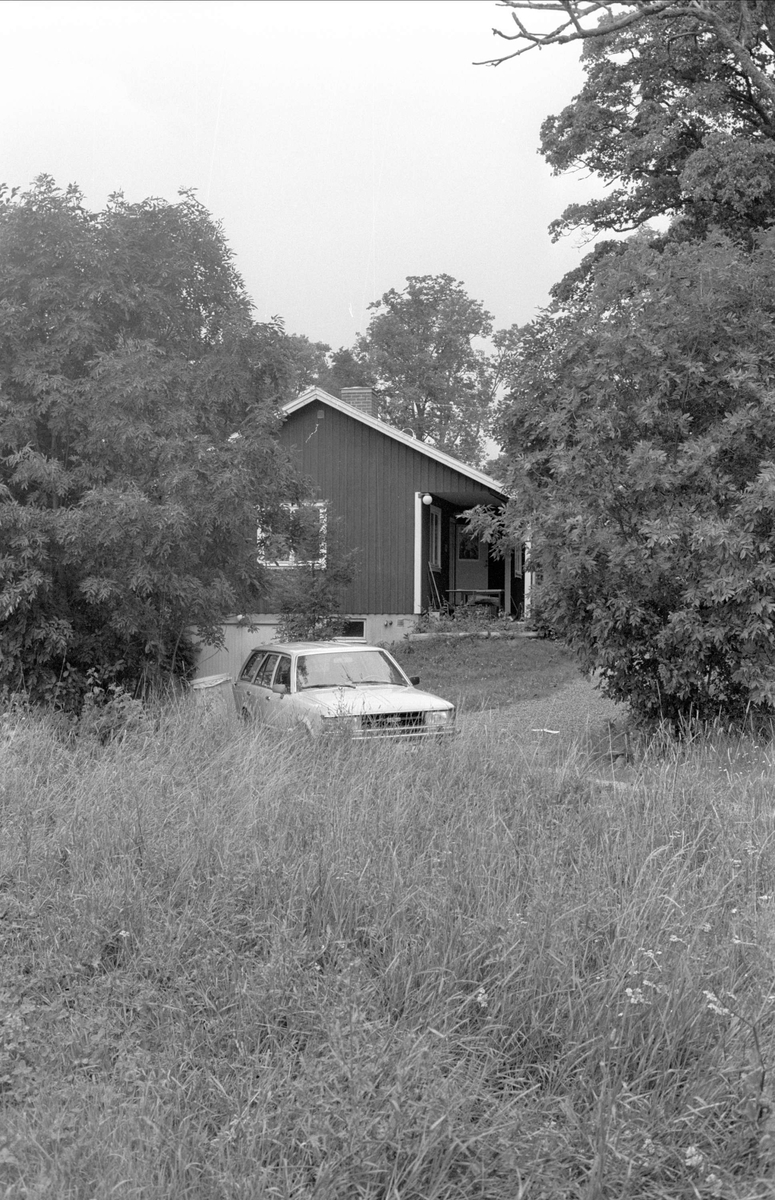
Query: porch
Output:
[[413, 490, 529, 620]]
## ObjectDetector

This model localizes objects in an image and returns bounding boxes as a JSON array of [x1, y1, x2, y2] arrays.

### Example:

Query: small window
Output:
[[254, 653, 280, 688], [240, 650, 267, 682], [429, 505, 442, 571], [339, 619, 366, 640], [458, 531, 480, 561], [258, 502, 327, 569], [274, 655, 292, 692]]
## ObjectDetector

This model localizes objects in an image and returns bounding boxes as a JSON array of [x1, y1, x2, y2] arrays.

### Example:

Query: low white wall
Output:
[[193, 615, 419, 679], [194, 619, 280, 680]]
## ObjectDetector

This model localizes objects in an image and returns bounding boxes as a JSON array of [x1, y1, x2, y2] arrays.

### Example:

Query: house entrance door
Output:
[[451, 522, 488, 605]]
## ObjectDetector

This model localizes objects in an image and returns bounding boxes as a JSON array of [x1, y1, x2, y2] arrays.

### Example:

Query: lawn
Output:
[[393, 632, 581, 712], [2, 659, 775, 1198]]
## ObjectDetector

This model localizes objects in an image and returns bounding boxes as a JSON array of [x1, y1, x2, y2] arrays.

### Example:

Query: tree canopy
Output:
[[486, 2, 775, 241], [355, 274, 495, 467], [478, 228, 775, 723], [0, 176, 302, 705], [284, 336, 373, 398], [471, 2, 775, 725]]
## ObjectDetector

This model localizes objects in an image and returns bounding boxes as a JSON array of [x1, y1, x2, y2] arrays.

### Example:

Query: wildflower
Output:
[[625, 987, 647, 1005], [475, 986, 489, 1010], [633, 947, 662, 971], [685, 1145, 703, 1170], [703, 990, 731, 1017]]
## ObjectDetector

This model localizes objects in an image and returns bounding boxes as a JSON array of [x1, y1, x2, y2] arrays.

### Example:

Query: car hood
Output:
[[294, 685, 453, 717]]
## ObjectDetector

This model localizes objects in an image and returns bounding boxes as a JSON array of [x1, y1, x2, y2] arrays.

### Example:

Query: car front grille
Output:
[[360, 711, 425, 733], [355, 711, 453, 739]]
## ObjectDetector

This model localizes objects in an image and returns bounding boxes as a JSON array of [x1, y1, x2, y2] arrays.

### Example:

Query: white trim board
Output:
[[414, 492, 423, 614]]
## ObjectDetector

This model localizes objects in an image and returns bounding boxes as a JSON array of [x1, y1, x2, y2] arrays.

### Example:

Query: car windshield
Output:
[[296, 650, 408, 690]]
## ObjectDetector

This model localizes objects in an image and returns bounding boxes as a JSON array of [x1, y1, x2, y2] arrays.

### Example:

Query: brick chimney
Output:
[[341, 387, 376, 418]]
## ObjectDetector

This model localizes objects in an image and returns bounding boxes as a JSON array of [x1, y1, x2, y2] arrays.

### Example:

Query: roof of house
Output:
[[282, 387, 506, 498]]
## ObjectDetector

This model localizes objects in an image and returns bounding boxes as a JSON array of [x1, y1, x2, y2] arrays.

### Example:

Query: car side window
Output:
[[274, 655, 292, 693], [254, 653, 280, 688], [240, 651, 266, 682]]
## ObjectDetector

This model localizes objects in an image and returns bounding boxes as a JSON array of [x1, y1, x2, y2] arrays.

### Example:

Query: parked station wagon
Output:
[[232, 641, 456, 740]]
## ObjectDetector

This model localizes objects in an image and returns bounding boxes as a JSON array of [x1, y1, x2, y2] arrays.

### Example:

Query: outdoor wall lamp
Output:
[[422, 493, 433, 505]]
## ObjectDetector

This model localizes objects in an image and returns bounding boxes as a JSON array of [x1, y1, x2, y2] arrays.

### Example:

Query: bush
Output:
[[273, 537, 357, 641], [487, 233, 775, 728]]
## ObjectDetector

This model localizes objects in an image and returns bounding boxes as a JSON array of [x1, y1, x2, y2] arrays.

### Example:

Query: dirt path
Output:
[[460, 674, 628, 760]]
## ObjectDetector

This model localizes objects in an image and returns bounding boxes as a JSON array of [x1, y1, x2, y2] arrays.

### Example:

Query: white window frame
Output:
[[429, 505, 442, 571], [257, 501, 327, 570], [338, 618, 366, 641]]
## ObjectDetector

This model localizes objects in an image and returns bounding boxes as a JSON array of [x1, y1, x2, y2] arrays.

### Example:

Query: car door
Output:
[[233, 650, 268, 717], [249, 653, 281, 722], [261, 654, 293, 726]]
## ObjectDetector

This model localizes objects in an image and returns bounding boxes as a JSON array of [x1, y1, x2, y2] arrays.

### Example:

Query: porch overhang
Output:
[[427, 487, 505, 509]]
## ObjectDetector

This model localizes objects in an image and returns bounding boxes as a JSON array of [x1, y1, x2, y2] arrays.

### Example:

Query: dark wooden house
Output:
[[196, 386, 525, 677]]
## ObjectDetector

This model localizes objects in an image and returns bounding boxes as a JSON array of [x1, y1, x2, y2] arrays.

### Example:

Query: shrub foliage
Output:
[[481, 231, 775, 725], [0, 177, 303, 704], [477, 2, 775, 728]]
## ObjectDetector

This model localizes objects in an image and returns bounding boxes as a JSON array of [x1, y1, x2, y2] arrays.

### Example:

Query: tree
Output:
[[357, 275, 495, 467], [468, 2, 775, 726], [284, 336, 374, 397], [484, 2, 775, 242], [474, 229, 775, 724], [316, 346, 376, 397], [0, 177, 302, 705]]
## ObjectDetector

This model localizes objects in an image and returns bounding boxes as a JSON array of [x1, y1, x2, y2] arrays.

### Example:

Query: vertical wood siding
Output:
[[257, 403, 502, 615]]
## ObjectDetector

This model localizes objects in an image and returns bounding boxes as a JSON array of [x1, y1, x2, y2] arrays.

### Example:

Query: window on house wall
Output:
[[339, 618, 366, 640], [429, 505, 442, 571], [257, 501, 327, 569]]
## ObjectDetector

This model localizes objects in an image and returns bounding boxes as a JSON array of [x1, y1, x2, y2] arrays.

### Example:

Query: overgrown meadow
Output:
[[3, 645, 775, 1198]]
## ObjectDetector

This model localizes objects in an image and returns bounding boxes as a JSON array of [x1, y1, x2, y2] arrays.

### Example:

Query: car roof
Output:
[[246, 641, 386, 655]]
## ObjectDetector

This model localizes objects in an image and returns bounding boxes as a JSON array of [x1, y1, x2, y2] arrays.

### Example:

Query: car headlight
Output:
[[321, 715, 361, 732], [425, 709, 454, 727]]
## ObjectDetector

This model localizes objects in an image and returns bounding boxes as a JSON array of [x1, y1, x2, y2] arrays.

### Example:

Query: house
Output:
[[195, 386, 528, 678]]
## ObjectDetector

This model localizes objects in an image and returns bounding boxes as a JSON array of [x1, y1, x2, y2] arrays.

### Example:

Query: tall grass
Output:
[[2, 700, 775, 1197]]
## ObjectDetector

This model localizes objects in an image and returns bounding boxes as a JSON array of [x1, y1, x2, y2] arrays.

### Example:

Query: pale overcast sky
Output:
[[1, 0, 597, 348]]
